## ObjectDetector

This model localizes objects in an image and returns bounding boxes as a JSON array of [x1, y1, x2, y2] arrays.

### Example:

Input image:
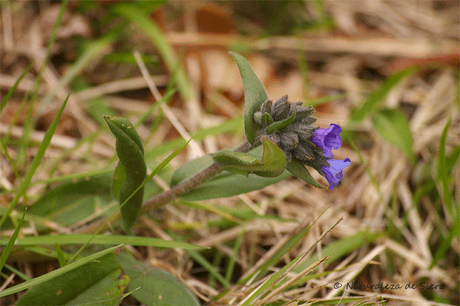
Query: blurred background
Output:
[[1, 1, 459, 305]]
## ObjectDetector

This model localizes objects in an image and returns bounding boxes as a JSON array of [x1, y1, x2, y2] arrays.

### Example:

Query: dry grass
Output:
[[1, 1, 459, 305]]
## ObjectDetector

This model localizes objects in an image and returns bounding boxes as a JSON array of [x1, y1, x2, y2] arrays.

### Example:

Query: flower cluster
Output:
[[253, 95, 350, 190]]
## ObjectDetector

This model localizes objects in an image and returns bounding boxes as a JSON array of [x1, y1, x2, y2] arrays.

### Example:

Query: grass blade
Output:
[[0, 94, 69, 228], [0, 64, 32, 112], [349, 66, 418, 122], [0, 234, 205, 250], [0, 211, 26, 272], [437, 118, 453, 217]]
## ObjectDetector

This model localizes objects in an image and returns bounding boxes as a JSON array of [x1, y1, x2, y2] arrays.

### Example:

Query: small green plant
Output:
[[104, 52, 351, 234]]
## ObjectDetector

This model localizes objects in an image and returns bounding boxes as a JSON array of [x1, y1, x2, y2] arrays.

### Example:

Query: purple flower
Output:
[[312, 123, 350, 189], [322, 158, 351, 190], [311, 124, 342, 158]]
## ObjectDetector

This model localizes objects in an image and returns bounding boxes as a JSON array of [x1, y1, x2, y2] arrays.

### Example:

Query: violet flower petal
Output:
[[321, 158, 351, 190], [311, 124, 343, 158]]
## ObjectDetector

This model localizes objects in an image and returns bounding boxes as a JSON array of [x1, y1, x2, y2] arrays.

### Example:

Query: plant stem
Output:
[[141, 140, 253, 213]]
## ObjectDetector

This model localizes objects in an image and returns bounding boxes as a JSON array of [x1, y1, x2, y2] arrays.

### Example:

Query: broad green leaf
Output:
[[372, 108, 415, 164], [230, 52, 269, 144], [0, 234, 205, 250], [0, 245, 120, 298], [105, 116, 147, 232], [212, 137, 286, 177], [26, 173, 113, 229], [286, 159, 326, 189], [0, 94, 69, 228], [115, 250, 200, 306], [15, 252, 127, 306], [171, 147, 291, 201], [349, 66, 418, 122]]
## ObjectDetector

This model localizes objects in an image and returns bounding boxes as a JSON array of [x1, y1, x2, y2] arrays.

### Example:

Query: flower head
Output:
[[253, 95, 329, 173], [253, 96, 350, 190]]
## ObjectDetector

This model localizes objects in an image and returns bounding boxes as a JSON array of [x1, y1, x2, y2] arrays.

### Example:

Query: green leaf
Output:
[[115, 250, 200, 306], [0, 234, 205, 250], [286, 159, 326, 189], [104, 116, 147, 232], [230, 51, 269, 144], [0, 245, 121, 298], [265, 108, 296, 134], [15, 252, 127, 306], [171, 147, 291, 201], [212, 137, 286, 177], [112, 163, 126, 200], [26, 173, 113, 229], [372, 108, 416, 164], [349, 66, 418, 122], [0, 94, 70, 228], [55, 243, 67, 267]]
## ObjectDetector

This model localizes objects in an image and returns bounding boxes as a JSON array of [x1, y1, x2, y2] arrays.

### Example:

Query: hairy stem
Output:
[[141, 140, 253, 213]]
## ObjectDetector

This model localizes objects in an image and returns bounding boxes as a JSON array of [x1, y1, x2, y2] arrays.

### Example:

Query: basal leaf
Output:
[[0, 245, 121, 298], [15, 252, 126, 306], [230, 52, 269, 144], [116, 250, 200, 306]]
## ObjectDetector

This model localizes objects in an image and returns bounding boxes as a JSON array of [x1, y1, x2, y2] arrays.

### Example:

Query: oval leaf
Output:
[[371, 108, 415, 164], [212, 137, 286, 177], [104, 116, 147, 232], [116, 250, 200, 306], [170, 146, 291, 201], [230, 52, 269, 144]]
